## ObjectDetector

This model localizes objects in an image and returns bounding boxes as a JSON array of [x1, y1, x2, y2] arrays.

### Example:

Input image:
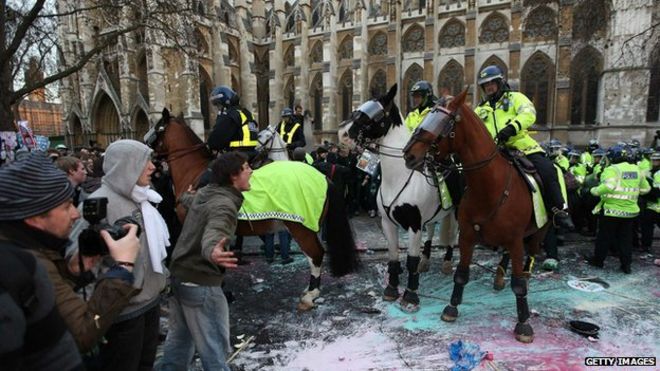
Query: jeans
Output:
[[97, 304, 160, 371], [264, 231, 291, 259], [159, 278, 230, 371]]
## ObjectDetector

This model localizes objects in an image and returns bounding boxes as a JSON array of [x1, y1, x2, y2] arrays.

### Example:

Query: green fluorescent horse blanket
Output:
[[238, 161, 328, 232]]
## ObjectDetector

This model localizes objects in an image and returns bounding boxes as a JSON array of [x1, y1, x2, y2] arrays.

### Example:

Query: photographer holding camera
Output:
[[81, 139, 169, 371], [0, 152, 141, 364]]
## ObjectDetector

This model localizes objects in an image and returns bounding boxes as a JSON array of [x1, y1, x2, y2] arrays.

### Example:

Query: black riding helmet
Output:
[[409, 80, 434, 110], [210, 85, 240, 108], [478, 65, 508, 103]]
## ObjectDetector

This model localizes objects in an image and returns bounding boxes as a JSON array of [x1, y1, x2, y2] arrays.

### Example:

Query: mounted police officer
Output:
[[276, 107, 306, 151], [207, 85, 258, 160], [587, 145, 650, 273], [475, 65, 574, 229], [405, 80, 437, 133]]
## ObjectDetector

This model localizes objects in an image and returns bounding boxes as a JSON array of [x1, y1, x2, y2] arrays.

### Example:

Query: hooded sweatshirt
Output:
[[89, 140, 167, 321]]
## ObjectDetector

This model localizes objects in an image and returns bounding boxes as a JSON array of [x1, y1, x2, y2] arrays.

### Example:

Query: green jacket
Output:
[[405, 106, 432, 132], [580, 152, 593, 167], [474, 91, 542, 155], [638, 158, 651, 178], [647, 170, 660, 213], [570, 163, 587, 185], [170, 184, 244, 286], [554, 154, 569, 172], [590, 162, 651, 218]]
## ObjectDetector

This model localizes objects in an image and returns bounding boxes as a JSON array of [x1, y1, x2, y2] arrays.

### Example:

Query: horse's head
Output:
[[403, 89, 469, 170], [256, 125, 276, 150], [144, 108, 175, 154], [338, 84, 403, 149]]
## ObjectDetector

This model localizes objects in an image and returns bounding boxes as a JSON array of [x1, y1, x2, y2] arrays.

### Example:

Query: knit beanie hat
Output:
[[0, 151, 74, 221]]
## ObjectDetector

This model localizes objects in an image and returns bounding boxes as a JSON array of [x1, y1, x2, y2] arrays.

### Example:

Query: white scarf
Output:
[[131, 185, 170, 274]]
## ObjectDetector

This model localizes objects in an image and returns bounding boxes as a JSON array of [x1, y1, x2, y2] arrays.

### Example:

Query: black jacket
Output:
[[208, 107, 258, 152], [276, 120, 306, 150]]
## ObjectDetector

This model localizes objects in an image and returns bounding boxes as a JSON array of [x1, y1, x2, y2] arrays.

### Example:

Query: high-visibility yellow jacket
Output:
[[405, 106, 432, 133], [590, 162, 651, 218], [474, 91, 542, 155]]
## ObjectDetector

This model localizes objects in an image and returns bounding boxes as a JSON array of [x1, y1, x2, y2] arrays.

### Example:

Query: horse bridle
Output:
[[409, 105, 498, 173], [151, 118, 209, 162]]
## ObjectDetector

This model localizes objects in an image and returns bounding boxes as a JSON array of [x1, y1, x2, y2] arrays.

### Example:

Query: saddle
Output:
[[500, 148, 544, 194]]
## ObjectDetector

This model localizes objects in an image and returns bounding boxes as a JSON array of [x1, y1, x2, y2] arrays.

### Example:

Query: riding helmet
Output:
[[210, 85, 240, 107], [477, 65, 504, 86], [281, 107, 293, 117]]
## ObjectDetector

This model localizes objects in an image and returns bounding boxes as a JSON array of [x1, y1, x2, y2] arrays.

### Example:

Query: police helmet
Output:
[[588, 139, 600, 151], [210, 85, 239, 108], [592, 148, 606, 158], [606, 145, 626, 164], [477, 65, 504, 86], [641, 147, 655, 156], [56, 144, 68, 150], [568, 150, 581, 159], [549, 139, 562, 149], [410, 80, 433, 98], [281, 107, 293, 117], [630, 139, 641, 148], [651, 152, 660, 161]]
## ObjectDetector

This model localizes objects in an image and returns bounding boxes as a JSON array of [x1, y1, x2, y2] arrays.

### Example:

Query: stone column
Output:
[[323, 12, 338, 136], [268, 0, 286, 125], [296, 0, 311, 113], [146, 31, 167, 123], [465, 4, 477, 105], [236, 0, 258, 116], [356, 1, 369, 104]]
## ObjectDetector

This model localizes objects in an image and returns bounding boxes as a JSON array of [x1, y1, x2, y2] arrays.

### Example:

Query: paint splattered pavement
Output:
[[166, 216, 660, 370]]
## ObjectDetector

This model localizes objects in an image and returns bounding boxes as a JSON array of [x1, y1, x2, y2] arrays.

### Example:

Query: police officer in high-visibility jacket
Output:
[[404, 80, 437, 133], [587, 145, 651, 274], [640, 151, 660, 251], [581, 139, 599, 169], [474, 65, 574, 229], [207, 85, 258, 159], [276, 107, 306, 151]]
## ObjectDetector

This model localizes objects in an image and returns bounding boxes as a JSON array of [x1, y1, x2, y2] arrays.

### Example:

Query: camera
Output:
[[78, 197, 141, 256]]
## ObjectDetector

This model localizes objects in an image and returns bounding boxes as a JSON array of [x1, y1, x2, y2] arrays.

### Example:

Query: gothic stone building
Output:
[[58, 0, 660, 149]]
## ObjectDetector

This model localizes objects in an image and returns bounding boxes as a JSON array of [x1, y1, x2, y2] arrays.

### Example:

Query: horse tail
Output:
[[324, 181, 361, 276]]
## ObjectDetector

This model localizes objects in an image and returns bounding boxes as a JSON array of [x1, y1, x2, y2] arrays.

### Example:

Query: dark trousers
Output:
[[640, 208, 659, 248], [97, 304, 160, 371], [527, 152, 564, 211], [543, 226, 559, 260], [594, 216, 633, 268]]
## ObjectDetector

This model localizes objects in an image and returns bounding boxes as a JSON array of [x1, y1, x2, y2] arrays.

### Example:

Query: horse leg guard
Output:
[[441, 246, 454, 275], [383, 261, 402, 301], [494, 253, 509, 291], [401, 256, 421, 312], [442, 266, 469, 322], [511, 276, 534, 343], [419, 241, 432, 273]]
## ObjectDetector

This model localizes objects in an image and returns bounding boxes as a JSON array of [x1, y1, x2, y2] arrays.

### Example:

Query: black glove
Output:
[[495, 125, 516, 144]]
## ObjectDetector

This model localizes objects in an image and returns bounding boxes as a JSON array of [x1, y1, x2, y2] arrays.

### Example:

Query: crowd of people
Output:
[[0, 77, 658, 370]]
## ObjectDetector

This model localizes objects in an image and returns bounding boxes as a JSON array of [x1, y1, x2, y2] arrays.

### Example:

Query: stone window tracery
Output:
[[521, 53, 554, 126], [284, 45, 295, 67], [339, 38, 354, 60], [479, 13, 509, 44], [570, 46, 602, 125], [437, 60, 464, 96], [572, 0, 610, 41], [403, 25, 425, 53], [523, 6, 556, 40], [439, 19, 465, 48], [311, 42, 324, 63], [369, 69, 387, 98], [368, 32, 388, 55]]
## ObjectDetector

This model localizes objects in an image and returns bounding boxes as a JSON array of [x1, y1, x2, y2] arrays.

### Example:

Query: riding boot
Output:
[[551, 207, 575, 230]]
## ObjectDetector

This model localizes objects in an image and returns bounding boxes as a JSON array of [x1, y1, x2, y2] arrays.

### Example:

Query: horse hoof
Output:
[[418, 258, 430, 273], [441, 260, 453, 275], [441, 305, 458, 322], [383, 286, 399, 301], [400, 301, 420, 313], [296, 301, 315, 311], [402, 290, 420, 306], [514, 322, 534, 343]]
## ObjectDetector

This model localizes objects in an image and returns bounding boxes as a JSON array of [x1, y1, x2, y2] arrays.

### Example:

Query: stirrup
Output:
[[551, 208, 574, 230]]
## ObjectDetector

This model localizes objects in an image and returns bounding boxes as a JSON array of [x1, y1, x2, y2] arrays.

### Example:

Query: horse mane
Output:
[[171, 115, 205, 147]]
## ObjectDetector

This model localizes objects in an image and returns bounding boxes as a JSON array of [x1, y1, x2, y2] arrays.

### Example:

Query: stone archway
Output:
[[93, 93, 121, 148], [198, 65, 213, 131], [134, 110, 150, 141], [71, 115, 84, 148]]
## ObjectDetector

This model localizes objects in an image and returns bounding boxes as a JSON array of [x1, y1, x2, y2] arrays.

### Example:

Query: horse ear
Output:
[[448, 87, 469, 112], [383, 84, 398, 104], [162, 107, 170, 119]]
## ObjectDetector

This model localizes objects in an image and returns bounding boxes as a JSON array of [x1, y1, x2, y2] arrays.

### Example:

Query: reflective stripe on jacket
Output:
[[278, 121, 301, 144], [590, 163, 651, 218], [229, 111, 258, 148], [474, 91, 542, 155]]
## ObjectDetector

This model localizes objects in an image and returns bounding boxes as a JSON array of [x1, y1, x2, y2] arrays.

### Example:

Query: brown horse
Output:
[[145, 108, 360, 310], [402, 90, 549, 343]]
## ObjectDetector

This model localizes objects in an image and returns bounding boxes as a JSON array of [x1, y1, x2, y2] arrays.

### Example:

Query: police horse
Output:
[[338, 84, 458, 312], [402, 89, 550, 343], [145, 109, 360, 311]]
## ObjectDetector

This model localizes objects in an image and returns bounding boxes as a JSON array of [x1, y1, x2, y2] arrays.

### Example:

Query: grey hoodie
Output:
[[89, 140, 167, 321]]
